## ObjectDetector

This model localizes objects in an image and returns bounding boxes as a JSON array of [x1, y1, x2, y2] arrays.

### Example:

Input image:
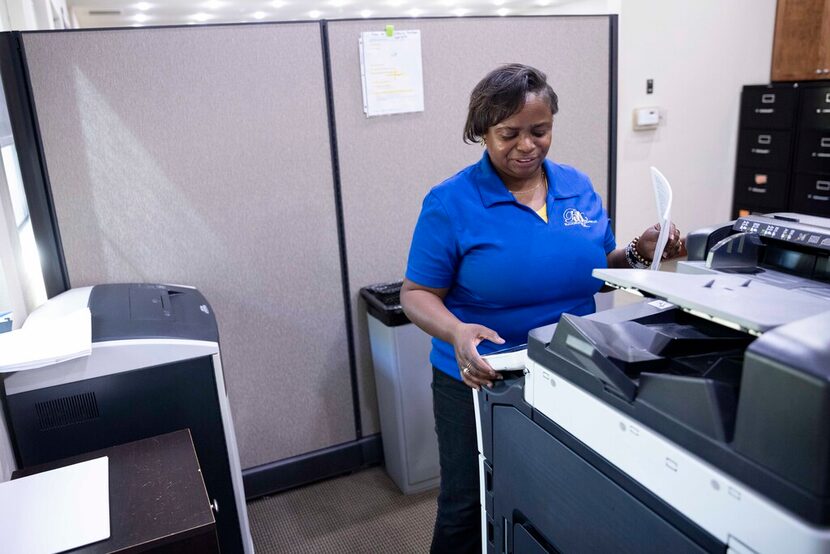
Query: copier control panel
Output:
[[735, 213, 830, 250]]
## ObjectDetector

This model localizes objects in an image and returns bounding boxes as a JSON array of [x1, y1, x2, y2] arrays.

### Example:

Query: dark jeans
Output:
[[431, 368, 481, 554]]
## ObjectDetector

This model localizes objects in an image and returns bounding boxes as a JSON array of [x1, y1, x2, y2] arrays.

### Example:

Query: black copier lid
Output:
[[88, 284, 219, 343]]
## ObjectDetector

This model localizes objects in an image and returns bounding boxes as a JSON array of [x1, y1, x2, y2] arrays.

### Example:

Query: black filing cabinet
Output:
[[732, 84, 797, 217], [791, 85, 830, 217], [732, 82, 830, 218]]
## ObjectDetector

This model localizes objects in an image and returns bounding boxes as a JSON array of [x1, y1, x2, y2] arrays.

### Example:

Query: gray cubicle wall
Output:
[[327, 16, 614, 435], [9, 16, 614, 487], [20, 24, 354, 470]]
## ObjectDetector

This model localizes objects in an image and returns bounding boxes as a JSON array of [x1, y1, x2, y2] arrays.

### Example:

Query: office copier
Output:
[[475, 213, 830, 553], [1, 283, 253, 554]]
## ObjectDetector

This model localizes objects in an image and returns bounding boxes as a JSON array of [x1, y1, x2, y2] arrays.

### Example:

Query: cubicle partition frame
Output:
[[608, 15, 618, 230], [0, 32, 68, 297], [0, 14, 618, 498]]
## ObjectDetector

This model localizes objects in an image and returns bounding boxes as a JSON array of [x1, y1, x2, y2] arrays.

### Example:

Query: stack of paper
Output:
[[0, 307, 91, 373], [483, 345, 528, 372]]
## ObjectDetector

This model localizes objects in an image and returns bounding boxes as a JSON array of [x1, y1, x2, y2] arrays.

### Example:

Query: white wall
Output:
[[615, 0, 778, 242], [0, 0, 70, 30], [2, 0, 37, 29]]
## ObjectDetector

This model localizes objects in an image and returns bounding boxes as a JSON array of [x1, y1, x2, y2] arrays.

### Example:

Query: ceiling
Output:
[[67, 0, 590, 28]]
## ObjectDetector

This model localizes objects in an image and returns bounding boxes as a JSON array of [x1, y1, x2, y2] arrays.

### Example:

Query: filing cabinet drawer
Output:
[[799, 86, 830, 130], [734, 168, 789, 207], [740, 85, 796, 129], [732, 205, 775, 219], [737, 129, 792, 169], [795, 129, 830, 174], [790, 173, 830, 217]]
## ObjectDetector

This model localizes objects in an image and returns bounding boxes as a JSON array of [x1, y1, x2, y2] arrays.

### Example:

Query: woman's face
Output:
[[483, 93, 553, 185]]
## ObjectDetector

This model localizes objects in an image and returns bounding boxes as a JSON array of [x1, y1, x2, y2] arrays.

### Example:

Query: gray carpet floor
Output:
[[247, 467, 438, 553]]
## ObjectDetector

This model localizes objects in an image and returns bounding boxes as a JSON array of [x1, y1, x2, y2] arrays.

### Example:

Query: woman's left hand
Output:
[[636, 222, 686, 262]]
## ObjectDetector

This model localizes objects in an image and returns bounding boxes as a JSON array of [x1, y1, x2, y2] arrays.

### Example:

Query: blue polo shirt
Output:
[[406, 153, 616, 380]]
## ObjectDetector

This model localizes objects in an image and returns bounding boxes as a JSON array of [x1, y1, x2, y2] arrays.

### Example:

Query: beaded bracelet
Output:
[[625, 237, 652, 269], [632, 236, 653, 265], [624, 242, 647, 268]]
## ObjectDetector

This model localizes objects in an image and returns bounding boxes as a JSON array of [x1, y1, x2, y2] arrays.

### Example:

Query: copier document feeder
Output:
[[475, 213, 830, 554]]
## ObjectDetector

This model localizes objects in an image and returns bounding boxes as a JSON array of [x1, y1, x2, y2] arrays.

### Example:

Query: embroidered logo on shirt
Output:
[[563, 208, 597, 227]]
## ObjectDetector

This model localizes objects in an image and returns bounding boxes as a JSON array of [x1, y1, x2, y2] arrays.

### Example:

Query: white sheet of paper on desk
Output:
[[649, 166, 674, 271], [0, 456, 110, 554], [0, 307, 91, 373]]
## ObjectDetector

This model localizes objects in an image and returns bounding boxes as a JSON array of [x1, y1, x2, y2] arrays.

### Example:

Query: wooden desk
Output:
[[13, 429, 219, 553]]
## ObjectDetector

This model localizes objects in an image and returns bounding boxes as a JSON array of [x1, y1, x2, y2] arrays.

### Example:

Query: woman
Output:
[[401, 64, 683, 553]]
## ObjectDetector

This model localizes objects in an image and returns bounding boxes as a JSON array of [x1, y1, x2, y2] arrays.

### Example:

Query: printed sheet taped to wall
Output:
[[359, 29, 425, 117]]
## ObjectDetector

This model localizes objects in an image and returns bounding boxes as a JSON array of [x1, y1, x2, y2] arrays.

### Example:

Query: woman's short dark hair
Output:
[[463, 64, 558, 144]]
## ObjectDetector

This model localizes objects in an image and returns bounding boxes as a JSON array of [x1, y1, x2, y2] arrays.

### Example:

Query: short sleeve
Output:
[[405, 192, 458, 288], [603, 217, 617, 254], [585, 185, 615, 255]]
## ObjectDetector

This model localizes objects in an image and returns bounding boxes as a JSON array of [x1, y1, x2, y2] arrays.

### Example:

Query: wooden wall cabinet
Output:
[[771, 0, 830, 81]]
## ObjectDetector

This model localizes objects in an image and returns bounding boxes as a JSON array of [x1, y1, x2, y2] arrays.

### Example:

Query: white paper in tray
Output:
[[0, 307, 91, 372], [483, 346, 528, 371]]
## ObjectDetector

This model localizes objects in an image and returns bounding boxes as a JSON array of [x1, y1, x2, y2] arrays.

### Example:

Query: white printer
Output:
[[475, 213, 830, 553], [1, 283, 253, 554]]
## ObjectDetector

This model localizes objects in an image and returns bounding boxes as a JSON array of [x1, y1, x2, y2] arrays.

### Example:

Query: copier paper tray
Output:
[[528, 269, 830, 525], [593, 268, 830, 333]]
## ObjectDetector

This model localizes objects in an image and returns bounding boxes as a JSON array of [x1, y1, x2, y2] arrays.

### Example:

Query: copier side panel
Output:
[[528, 358, 830, 554], [490, 404, 717, 553]]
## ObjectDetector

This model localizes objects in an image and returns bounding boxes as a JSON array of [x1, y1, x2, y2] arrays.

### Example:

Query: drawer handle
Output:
[[757, 134, 771, 144], [748, 187, 767, 194], [808, 195, 829, 202], [761, 93, 775, 103], [751, 148, 770, 154], [821, 138, 830, 148], [817, 181, 830, 192], [754, 108, 774, 114]]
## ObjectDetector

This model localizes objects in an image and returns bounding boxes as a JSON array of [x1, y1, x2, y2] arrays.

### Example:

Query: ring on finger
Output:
[[463, 362, 472, 375]]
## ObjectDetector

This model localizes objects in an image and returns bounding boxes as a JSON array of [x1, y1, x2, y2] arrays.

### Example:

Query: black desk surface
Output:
[[13, 429, 218, 553]]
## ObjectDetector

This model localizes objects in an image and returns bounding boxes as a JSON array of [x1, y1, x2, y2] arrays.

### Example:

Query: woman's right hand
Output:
[[451, 323, 505, 390]]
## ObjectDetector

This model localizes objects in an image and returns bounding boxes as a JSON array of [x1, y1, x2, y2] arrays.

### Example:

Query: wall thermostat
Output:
[[633, 107, 661, 131]]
